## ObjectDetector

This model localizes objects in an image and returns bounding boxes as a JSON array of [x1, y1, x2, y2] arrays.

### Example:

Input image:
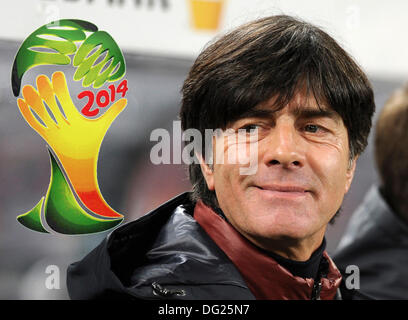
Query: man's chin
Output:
[[242, 213, 318, 244], [252, 228, 315, 244]]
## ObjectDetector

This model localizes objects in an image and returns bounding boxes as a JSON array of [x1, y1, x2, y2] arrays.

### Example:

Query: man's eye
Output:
[[304, 124, 320, 133], [240, 124, 259, 132]]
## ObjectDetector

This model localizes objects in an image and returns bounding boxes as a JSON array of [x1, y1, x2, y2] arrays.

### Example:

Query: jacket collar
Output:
[[194, 200, 342, 300]]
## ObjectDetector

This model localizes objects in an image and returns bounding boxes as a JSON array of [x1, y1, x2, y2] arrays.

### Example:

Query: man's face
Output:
[[200, 90, 357, 259]]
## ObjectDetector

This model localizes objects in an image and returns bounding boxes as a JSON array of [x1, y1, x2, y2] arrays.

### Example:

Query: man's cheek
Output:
[[236, 141, 259, 176], [310, 150, 341, 180]]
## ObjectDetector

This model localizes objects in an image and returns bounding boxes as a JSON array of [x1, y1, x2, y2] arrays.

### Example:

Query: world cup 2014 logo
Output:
[[12, 19, 128, 235]]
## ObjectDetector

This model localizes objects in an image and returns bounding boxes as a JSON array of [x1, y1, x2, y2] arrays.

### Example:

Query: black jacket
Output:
[[334, 186, 408, 300], [67, 193, 255, 299]]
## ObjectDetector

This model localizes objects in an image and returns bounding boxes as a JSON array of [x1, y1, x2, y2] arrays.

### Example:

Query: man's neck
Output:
[[264, 238, 327, 279], [230, 223, 327, 262]]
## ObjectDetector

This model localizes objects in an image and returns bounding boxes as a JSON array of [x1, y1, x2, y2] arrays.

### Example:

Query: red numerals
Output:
[[117, 79, 128, 97], [78, 79, 128, 117], [108, 84, 116, 102], [96, 90, 109, 108], [78, 91, 97, 117]]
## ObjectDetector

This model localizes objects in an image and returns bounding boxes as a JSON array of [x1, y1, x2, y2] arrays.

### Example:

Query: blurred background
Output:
[[0, 0, 407, 299]]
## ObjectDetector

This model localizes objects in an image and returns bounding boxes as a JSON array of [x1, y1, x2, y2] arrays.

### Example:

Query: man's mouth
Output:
[[254, 184, 309, 199]]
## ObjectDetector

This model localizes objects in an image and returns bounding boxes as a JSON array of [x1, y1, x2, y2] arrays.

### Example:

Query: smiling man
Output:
[[67, 15, 375, 300], [201, 92, 355, 261]]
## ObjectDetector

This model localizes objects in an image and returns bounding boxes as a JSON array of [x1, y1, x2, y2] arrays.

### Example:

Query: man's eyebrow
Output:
[[292, 106, 340, 121]]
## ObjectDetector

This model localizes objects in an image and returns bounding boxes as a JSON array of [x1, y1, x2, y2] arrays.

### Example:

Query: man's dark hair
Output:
[[180, 15, 375, 210], [375, 84, 408, 222]]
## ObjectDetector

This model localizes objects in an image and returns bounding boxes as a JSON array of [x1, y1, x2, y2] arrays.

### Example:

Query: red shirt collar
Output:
[[194, 200, 342, 300]]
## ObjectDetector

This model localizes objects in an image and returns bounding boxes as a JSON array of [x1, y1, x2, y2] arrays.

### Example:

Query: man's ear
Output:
[[345, 155, 358, 194], [196, 152, 215, 191]]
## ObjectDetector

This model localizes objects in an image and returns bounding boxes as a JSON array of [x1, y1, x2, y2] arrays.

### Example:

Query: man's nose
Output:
[[262, 122, 305, 169]]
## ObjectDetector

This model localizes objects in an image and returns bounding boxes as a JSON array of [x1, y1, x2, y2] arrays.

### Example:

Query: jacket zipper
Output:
[[311, 279, 322, 300]]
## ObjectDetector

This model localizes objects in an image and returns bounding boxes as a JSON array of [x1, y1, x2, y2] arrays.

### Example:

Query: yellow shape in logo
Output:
[[17, 71, 127, 219]]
